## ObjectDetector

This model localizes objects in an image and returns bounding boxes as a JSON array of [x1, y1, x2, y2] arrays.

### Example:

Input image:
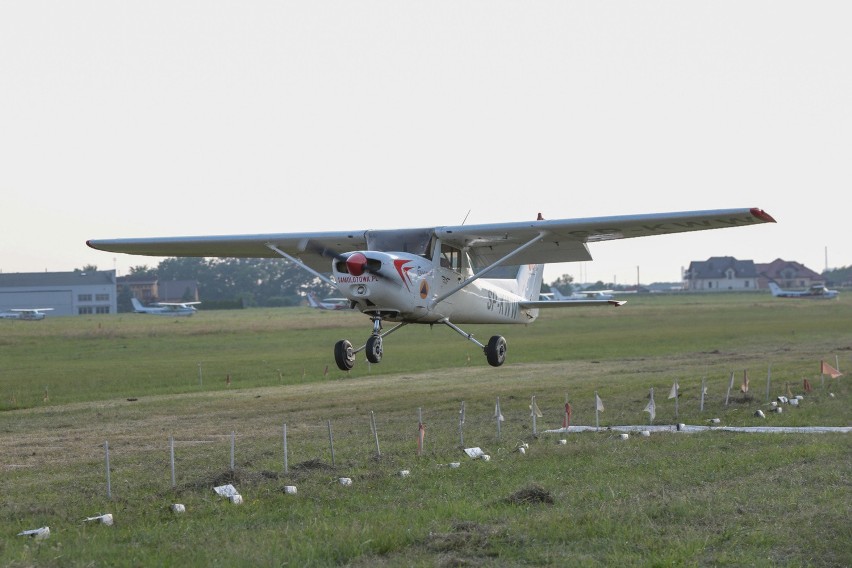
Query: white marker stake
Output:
[[327, 420, 336, 467], [371, 411, 381, 458], [700, 378, 706, 412], [283, 423, 288, 474], [765, 364, 772, 403], [459, 401, 465, 447], [724, 371, 735, 406], [170, 436, 176, 488], [531, 396, 538, 436], [594, 391, 600, 431], [105, 441, 111, 499], [495, 397, 502, 441], [230, 431, 235, 471]]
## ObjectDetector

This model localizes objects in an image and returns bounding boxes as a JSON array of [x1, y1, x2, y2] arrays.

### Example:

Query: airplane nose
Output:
[[346, 253, 368, 276]]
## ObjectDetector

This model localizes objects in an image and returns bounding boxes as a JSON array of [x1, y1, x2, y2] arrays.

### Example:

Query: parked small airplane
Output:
[[306, 292, 352, 310], [0, 308, 54, 320], [549, 286, 615, 301], [768, 281, 838, 299], [131, 297, 200, 316], [89, 207, 775, 368]]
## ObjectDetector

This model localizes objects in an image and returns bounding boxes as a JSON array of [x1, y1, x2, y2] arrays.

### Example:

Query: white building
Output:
[[0, 270, 117, 316], [683, 257, 759, 292]]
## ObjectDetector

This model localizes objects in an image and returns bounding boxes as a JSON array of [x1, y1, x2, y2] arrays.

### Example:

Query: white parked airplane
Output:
[[131, 297, 200, 316], [768, 281, 838, 299], [549, 286, 616, 301], [89, 207, 775, 369], [306, 292, 352, 310], [0, 308, 54, 320]]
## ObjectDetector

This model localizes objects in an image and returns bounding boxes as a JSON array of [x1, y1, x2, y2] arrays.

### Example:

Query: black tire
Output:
[[485, 335, 507, 367], [365, 335, 383, 364], [334, 339, 356, 371]]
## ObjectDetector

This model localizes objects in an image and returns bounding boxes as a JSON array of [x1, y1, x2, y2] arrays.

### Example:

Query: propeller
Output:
[[304, 240, 386, 280]]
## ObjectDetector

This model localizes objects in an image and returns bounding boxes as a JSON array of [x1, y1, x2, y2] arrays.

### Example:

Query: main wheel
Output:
[[485, 335, 507, 367], [334, 339, 356, 371], [365, 335, 383, 364]]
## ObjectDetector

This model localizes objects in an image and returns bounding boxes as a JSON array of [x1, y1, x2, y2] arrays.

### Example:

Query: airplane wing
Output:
[[88, 231, 367, 273], [88, 208, 774, 269], [437, 208, 775, 267]]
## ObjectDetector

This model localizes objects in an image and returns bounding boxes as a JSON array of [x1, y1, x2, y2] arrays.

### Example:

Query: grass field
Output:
[[1, 292, 850, 566]]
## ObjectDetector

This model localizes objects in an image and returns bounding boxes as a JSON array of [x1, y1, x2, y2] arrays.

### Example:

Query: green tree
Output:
[[549, 273, 575, 296]]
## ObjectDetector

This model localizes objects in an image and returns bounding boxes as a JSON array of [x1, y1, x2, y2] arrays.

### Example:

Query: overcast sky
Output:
[[2, 1, 849, 285]]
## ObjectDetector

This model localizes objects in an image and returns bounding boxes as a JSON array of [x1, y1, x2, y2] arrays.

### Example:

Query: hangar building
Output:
[[0, 270, 118, 316]]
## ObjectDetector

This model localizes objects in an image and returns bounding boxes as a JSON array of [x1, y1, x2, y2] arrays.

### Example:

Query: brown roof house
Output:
[[754, 258, 823, 290]]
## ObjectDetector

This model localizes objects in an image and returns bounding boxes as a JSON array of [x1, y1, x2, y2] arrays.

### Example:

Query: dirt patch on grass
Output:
[[505, 483, 554, 505]]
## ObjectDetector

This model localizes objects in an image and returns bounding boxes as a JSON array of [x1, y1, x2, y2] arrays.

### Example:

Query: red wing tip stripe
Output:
[[750, 208, 776, 223]]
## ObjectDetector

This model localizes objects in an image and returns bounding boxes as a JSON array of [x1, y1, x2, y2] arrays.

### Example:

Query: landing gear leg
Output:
[[333, 318, 403, 371], [439, 318, 508, 367]]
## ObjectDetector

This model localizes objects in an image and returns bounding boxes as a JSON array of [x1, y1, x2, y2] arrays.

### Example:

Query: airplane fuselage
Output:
[[331, 250, 539, 325]]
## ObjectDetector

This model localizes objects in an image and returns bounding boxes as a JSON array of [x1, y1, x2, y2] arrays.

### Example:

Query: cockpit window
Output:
[[366, 229, 435, 258], [440, 243, 462, 271]]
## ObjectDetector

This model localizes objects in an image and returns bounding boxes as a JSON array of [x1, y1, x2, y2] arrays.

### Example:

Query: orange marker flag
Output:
[[562, 403, 572, 428], [820, 360, 843, 379]]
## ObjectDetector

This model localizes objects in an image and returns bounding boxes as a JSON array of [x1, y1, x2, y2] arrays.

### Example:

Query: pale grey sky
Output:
[[2, 1, 849, 285]]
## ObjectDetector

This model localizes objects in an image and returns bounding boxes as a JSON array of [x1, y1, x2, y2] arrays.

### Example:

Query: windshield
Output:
[[366, 229, 435, 258]]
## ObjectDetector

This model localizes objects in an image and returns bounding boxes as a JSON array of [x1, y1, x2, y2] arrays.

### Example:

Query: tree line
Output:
[[118, 258, 334, 309]]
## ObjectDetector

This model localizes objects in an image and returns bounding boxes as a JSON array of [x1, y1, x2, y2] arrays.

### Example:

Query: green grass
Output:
[[1, 292, 850, 566]]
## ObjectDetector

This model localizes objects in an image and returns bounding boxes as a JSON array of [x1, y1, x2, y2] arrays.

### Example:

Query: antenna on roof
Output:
[[461, 209, 471, 225]]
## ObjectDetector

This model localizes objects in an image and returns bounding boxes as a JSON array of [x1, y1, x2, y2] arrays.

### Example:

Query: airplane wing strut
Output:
[[265, 243, 336, 287], [430, 231, 546, 308]]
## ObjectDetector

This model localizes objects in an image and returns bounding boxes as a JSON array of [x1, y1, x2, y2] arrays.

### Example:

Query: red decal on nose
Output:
[[393, 259, 413, 291]]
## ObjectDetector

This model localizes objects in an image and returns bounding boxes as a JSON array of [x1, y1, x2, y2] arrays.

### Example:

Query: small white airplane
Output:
[[89, 207, 775, 369], [768, 281, 838, 299], [549, 286, 616, 301], [0, 308, 54, 320], [131, 297, 200, 316], [306, 292, 352, 310]]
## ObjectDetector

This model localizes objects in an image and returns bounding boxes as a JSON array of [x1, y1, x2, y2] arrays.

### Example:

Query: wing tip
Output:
[[750, 208, 776, 223]]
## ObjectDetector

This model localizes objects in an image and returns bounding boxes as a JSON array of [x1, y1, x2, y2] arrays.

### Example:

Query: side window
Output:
[[440, 244, 462, 272]]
